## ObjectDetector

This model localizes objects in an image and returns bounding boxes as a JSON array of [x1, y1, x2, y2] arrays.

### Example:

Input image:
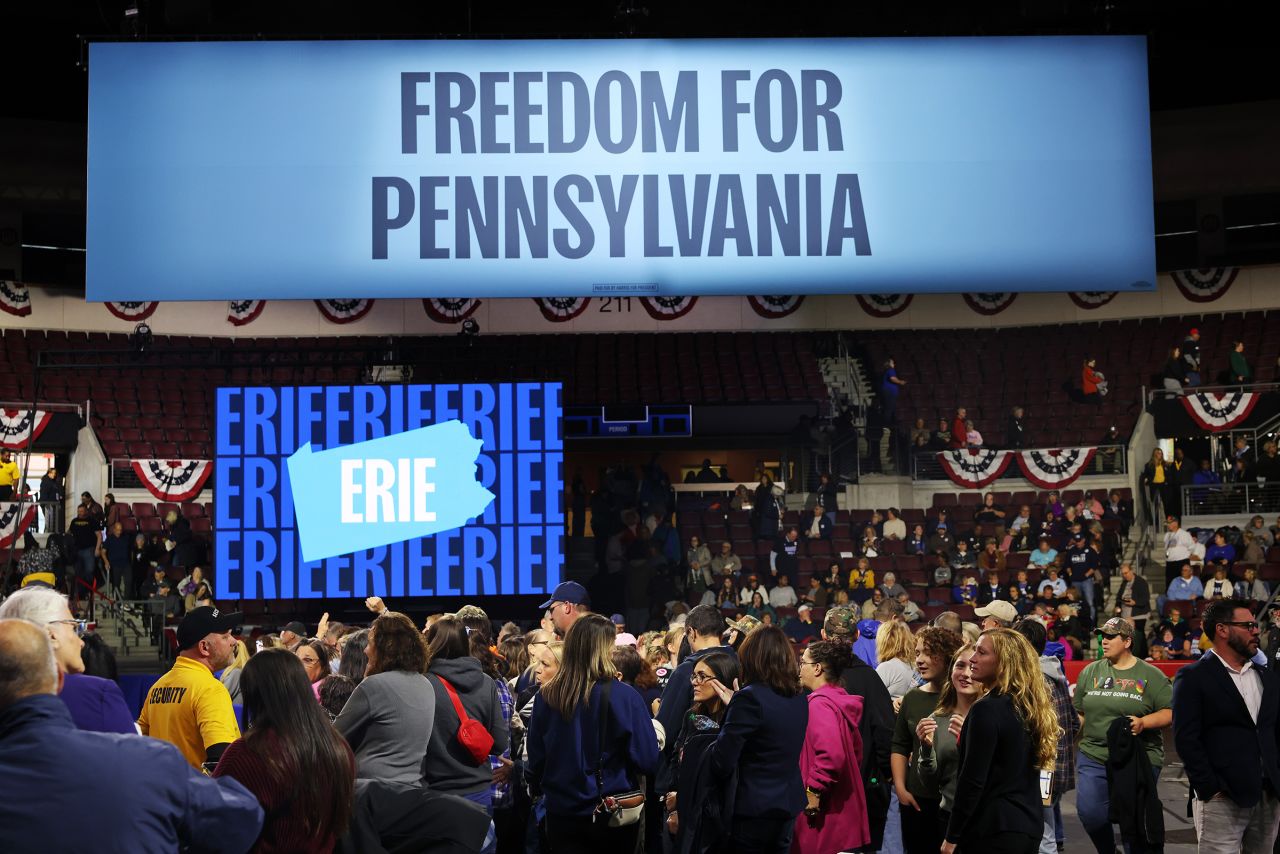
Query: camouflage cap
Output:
[[454, 604, 490, 622], [823, 606, 859, 640], [725, 614, 763, 637]]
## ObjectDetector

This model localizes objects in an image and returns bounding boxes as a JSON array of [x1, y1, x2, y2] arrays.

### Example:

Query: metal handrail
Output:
[[1144, 380, 1280, 407], [1179, 480, 1280, 519], [0, 400, 84, 418]]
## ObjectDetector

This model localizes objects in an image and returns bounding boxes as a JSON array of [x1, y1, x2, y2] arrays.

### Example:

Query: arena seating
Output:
[[859, 310, 1280, 446], [0, 329, 829, 459]]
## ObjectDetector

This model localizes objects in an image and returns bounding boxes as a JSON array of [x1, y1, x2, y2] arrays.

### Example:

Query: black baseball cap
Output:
[[176, 606, 243, 650], [282, 621, 307, 636], [539, 581, 590, 610]]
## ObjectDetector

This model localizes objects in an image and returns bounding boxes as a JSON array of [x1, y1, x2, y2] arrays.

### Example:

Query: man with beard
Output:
[[138, 606, 243, 768], [1174, 599, 1280, 851]]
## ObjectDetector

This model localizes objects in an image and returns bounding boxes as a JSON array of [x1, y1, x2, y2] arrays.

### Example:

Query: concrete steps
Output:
[[91, 601, 164, 674]]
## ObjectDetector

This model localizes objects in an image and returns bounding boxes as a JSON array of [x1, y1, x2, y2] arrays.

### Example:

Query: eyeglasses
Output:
[[48, 619, 88, 637], [1223, 621, 1260, 631], [689, 673, 714, 685]]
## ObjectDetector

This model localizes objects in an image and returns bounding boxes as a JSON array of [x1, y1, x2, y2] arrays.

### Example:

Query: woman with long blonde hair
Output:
[[219, 637, 251, 704], [1140, 447, 1170, 527], [527, 613, 659, 850], [942, 628, 1059, 854], [873, 619, 916, 699]]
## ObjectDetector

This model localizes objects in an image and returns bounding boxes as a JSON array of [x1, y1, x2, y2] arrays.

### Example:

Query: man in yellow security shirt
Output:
[[138, 606, 242, 768], [0, 450, 20, 501]]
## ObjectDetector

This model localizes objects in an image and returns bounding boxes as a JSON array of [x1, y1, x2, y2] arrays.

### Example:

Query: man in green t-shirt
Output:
[[1072, 617, 1173, 852]]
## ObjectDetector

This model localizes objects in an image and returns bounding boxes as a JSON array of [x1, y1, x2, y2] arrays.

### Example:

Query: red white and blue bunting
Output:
[[962, 293, 1017, 315], [0, 409, 52, 450], [422, 298, 481, 324], [315, 299, 373, 324], [130, 459, 214, 502], [640, 296, 697, 320], [748, 295, 804, 319], [1017, 448, 1098, 489], [937, 449, 1013, 489], [1171, 268, 1238, 303], [227, 300, 265, 326], [1182, 391, 1260, 432], [1068, 292, 1118, 310], [106, 302, 157, 322], [534, 297, 591, 322], [856, 294, 913, 318], [0, 502, 38, 549], [0, 280, 32, 317]]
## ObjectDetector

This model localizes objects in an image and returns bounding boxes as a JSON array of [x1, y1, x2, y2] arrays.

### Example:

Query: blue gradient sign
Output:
[[87, 37, 1153, 299], [214, 383, 563, 601]]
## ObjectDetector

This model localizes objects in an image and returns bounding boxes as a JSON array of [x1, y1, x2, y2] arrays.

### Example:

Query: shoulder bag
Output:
[[592, 679, 646, 826]]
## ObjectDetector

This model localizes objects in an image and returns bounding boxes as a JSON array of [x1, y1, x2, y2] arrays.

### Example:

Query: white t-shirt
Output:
[[769, 585, 798, 608], [876, 657, 918, 699]]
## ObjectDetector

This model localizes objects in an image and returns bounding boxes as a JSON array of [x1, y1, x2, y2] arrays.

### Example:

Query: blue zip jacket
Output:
[[0, 694, 263, 853], [527, 679, 659, 818]]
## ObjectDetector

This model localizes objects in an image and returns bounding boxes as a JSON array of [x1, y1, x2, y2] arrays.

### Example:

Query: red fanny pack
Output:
[[438, 676, 494, 765]]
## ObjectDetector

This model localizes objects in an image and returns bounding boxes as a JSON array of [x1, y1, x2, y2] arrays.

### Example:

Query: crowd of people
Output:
[[6, 546, 1280, 854]]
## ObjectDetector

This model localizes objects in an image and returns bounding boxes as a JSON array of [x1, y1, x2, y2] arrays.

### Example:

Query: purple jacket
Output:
[[60, 674, 136, 734], [792, 684, 869, 854]]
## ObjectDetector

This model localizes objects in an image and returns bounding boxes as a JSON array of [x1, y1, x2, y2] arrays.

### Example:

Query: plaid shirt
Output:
[[490, 675, 514, 807], [1046, 670, 1078, 799]]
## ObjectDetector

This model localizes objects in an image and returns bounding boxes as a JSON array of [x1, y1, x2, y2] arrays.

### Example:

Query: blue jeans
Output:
[[462, 789, 496, 854], [1076, 752, 1160, 854], [1075, 578, 1095, 610]]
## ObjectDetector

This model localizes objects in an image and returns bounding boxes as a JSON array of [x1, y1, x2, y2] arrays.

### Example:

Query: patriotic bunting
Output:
[[1171, 268, 1238, 303], [0, 280, 32, 317], [534, 297, 591, 322], [227, 300, 265, 326], [0, 502, 39, 549], [855, 294, 912, 318], [1182, 391, 1260, 432], [315, 299, 373, 324], [748, 295, 804, 319], [937, 449, 1014, 489], [1068, 292, 1118, 310], [0, 409, 52, 450], [422, 298, 481, 324], [962, 293, 1017, 315], [130, 459, 214, 502], [1017, 448, 1098, 489], [106, 302, 158, 322], [640, 296, 697, 320]]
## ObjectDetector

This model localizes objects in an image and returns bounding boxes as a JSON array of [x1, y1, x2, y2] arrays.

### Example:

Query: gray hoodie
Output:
[[424, 656, 510, 795]]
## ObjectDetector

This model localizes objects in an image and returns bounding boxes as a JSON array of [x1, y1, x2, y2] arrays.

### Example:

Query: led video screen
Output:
[[213, 383, 563, 600]]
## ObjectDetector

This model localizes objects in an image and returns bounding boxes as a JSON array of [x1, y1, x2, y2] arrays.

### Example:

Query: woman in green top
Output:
[[1230, 340, 1253, 384], [1072, 617, 1173, 854], [890, 626, 964, 854], [916, 642, 986, 833]]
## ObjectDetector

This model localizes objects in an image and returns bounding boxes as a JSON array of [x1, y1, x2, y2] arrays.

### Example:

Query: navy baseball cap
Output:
[[540, 581, 590, 610]]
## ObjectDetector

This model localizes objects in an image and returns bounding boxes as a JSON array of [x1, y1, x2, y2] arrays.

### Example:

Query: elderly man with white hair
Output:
[[0, 587, 133, 733], [0, 617, 263, 851], [879, 572, 907, 601]]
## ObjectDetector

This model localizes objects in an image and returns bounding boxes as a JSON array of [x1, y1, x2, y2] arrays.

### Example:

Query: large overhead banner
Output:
[[87, 37, 1154, 300]]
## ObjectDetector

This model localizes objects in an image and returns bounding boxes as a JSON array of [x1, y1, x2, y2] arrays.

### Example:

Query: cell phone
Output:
[[255, 639, 263, 652]]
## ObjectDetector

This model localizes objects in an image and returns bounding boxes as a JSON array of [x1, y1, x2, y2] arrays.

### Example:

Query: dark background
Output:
[[2, 2, 1279, 286]]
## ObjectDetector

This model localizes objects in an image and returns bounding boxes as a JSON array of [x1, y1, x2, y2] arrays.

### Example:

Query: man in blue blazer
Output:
[[1173, 599, 1280, 851]]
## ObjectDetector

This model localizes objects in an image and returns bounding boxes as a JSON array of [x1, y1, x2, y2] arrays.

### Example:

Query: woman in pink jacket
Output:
[[792, 640, 870, 854]]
